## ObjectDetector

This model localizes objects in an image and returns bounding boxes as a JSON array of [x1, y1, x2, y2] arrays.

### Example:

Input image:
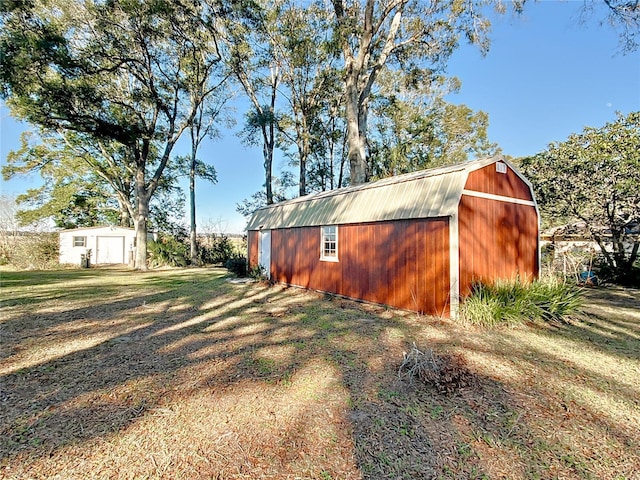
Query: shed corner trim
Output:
[[449, 213, 460, 319]]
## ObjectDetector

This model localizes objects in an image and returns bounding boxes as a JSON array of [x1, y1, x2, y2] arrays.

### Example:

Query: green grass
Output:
[[1, 266, 638, 480], [459, 276, 583, 327]]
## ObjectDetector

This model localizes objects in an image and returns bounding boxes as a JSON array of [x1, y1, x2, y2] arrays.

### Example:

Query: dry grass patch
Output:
[[1, 267, 638, 479]]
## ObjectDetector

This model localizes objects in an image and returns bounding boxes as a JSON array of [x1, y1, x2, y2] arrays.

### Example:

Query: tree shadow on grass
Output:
[[0, 267, 123, 289], [337, 346, 533, 479], [3, 274, 380, 447], [1, 269, 637, 479], [581, 285, 640, 310], [547, 286, 640, 361]]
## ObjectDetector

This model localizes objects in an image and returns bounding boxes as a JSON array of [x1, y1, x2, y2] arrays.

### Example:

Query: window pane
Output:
[[321, 226, 338, 260]]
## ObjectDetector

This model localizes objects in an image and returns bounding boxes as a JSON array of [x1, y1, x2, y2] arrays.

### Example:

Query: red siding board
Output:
[[265, 218, 450, 316], [458, 195, 539, 297], [248, 231, 259, 269], [465, 163, 533, 201]]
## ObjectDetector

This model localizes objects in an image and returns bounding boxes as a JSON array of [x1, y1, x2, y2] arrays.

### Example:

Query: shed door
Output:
[[96, 236, 125, 264], [259, 230, 271, 278]]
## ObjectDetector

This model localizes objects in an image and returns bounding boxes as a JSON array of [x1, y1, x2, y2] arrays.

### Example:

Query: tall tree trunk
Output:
[[338, 126, 347, 188], [189, 117, 199, 266], [116, 193, 132, 228], [134, 167, 149, 271], [265, 66, 278, 204], [119, 204, 131, 228], [134, 199, 149, 271], [298, 130, 309, 196], [332, 0, 405, 185], [189, 157, 198, 265], [299, 155, 307, 196], [328, 114, 336, 190], [263, 138, 274, 204], [298, 129, 306, 196], [344, 70, 368, 185]]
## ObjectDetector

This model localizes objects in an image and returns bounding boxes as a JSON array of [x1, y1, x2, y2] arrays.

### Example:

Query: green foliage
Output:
[[147, 236, 189, 268], [224, 254, 247, 277], [248, 263, 267, 280], [3, 131, 127, 228], [329, 0, 515, 184], [369, 90, 500, 178], [0, 0, 232, 269], [459, 277, 583, 327], [2, 232, 59, 270], [268, 3, 342, 196], [199, 234, 235, 265], [190, 159, 218, 185], [519, 111, 640, 284], [148, 185, 188, 241]]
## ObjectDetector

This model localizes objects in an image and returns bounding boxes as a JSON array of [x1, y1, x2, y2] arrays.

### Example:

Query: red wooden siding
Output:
[[247, 230, 259, 268], [458, 195, 539, 296], [269, 218, 450, 316], [465, 163, 533, 201]]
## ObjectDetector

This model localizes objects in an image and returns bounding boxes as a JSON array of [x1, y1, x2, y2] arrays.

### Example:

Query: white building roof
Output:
[[58, 225, 134, 233]]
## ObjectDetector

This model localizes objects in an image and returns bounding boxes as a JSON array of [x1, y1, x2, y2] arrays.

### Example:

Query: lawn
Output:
[[1, 267, 638, 479]]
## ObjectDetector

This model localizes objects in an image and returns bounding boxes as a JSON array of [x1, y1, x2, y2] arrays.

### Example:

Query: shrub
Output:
[[459, 276, 582, 327], [3, 232, 59, 270], [527, 276, 584, 321], [248, 264, 267, 281], [224, 254, 247, 277], [593, 256, 640, 288], [199, 234, 236, 265], [147, 235, 189, 267]]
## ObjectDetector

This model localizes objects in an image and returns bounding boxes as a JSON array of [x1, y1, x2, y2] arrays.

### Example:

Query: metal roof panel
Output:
[[246, 156, 506, 230]]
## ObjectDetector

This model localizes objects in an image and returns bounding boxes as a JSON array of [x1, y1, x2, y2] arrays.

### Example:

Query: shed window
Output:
[[73, 236, 86, 247], [320, 225, 338, 262]]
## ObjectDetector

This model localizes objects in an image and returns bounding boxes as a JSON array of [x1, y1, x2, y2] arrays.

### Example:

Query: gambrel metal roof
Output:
[[247, 156, 507, 230]]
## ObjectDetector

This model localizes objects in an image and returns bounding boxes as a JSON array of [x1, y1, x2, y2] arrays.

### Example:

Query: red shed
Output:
[[247, 156, 539, 317]]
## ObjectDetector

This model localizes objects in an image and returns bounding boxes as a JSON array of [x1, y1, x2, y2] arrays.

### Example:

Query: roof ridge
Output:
[[256, 155, 503, 211]]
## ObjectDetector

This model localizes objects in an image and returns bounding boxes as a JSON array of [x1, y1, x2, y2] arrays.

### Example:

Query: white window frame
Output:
[[73, 236, 86, 247], [320, 225, 339, 262]]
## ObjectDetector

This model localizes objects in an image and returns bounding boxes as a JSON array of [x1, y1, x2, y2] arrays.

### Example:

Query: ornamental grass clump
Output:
[[459, 276, 582, 327]]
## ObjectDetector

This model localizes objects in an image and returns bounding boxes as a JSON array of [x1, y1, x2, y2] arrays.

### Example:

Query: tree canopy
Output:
[[326, 0, 523, 185], [3, 0, 636, 245], [520, 111, 640, 283], [1, 0, 229, 268]]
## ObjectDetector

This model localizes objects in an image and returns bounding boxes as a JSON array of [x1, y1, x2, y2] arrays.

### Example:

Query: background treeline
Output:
[[1, 0, 637, 279]]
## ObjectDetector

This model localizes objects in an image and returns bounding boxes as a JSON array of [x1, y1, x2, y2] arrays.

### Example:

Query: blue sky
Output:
[[1, 1, 639, 233]]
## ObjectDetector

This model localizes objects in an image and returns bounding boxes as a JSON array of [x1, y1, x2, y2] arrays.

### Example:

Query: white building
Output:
[[59, 226, 136, 265]]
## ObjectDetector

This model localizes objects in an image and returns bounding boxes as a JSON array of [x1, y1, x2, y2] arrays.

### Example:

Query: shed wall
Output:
[[465, 163, 533, 201], [267, 218, 451, 316], [59, 227, 136, 265], [59, 232, 81, 264], [458, 195, 539, 296], [247, 230, 259, 269]]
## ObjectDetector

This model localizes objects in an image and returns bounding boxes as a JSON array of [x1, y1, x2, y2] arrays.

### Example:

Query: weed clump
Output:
[[398, 343, 473, 394], [459, 276, 582, 327]]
